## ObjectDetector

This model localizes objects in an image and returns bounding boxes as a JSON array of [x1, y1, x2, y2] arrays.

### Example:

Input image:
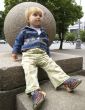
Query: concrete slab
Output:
[[0, 44, 84, 110], [16, 75, 85, 110], [0, 86, 25, 110], [0, 52, 83, 90], [0, 50, 83, 91], [55, 49, 85, 70], [0, 51, 82, 69]]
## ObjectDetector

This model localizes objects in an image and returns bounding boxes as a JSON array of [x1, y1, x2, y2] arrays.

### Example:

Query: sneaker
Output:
[[62, 77, 82, 92], [31, 90, 46, 110]]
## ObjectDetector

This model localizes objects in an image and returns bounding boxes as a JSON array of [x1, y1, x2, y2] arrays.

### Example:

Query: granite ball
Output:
[[4, 2, 56, 47]]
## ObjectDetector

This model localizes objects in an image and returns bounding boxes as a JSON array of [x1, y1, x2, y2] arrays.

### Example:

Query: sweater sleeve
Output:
[[12, 30, 24, 54]]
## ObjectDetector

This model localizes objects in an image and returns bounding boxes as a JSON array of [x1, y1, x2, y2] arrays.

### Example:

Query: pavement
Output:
[[50, 41, 85, 50], [50, 42, 85, 69]]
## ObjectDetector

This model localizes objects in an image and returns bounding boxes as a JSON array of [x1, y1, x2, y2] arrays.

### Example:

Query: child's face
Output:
[[28, 12, 43, 28]]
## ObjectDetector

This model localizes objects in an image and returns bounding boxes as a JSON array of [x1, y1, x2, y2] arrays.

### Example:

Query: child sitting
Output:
[[12, 7, 82, 110]]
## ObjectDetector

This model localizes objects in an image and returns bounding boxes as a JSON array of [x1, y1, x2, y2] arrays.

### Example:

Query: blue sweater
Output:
[[12, 26, 50, 55]]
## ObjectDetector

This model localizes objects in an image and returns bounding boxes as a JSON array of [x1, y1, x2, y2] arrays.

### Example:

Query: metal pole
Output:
[[76, 0, 81, 49]]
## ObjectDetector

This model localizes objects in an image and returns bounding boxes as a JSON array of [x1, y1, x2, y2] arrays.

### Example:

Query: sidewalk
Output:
[[50, 41, 85, 50], [51, 49, 85, 70], [50, 42, 85, 70]]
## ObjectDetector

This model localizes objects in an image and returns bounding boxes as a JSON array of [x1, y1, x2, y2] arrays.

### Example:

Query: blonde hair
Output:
[[25, 7, 44, 23]]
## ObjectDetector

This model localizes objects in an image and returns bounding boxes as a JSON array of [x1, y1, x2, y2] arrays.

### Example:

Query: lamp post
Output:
[[76, 0, 81, 49]]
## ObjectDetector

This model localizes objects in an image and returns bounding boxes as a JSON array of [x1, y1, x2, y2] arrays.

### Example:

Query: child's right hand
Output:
[[12, 53, 18, 61]]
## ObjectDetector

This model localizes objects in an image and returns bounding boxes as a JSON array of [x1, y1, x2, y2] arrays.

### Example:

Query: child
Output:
[[12, 7, 82, 110]]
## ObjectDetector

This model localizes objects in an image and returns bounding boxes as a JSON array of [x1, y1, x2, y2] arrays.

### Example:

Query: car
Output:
[[0, 40, 6, 44]]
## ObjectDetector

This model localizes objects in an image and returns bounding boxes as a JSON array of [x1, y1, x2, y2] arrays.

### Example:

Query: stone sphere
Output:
[[4, 2, 56, 47]]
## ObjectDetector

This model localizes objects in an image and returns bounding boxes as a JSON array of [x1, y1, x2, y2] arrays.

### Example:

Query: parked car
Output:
[[0, 40, 6, 44]]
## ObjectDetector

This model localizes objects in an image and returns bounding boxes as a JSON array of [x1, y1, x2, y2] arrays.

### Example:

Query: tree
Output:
[[80, 30, 85, 42], [65, 32, 76, 41], [45, 0, 83, 49], [0, 11, 5, 39]]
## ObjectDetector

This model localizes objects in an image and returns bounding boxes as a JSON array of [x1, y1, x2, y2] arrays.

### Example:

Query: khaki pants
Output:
[[21, 48, 70, 94]]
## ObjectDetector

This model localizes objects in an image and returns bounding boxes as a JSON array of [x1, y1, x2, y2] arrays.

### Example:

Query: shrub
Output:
[[80, 30, 85, 42], [65, 32, 76, 41]]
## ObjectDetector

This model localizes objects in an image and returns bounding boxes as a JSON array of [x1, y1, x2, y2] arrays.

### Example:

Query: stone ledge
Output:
[[0, 51, 83, 91], [0, 51, 83, 69], [0, 72, 85, 110]]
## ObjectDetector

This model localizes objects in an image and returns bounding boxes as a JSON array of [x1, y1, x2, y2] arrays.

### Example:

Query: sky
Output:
[[0, 0, 5, 11], [75, 0, 85, 22], [0, 0, 85, 21]]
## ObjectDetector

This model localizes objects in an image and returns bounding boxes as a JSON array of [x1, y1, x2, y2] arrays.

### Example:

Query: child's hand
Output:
[[12, 53, 18, 61]]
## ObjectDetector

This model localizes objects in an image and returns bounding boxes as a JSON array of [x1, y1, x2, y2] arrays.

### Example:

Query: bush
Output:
[[65, 32, 76, 41], [80, 30, 85, 42]]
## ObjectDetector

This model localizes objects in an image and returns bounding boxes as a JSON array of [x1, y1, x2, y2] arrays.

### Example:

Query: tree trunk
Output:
[[59, 33, 64, 50], [59, 39, 63, 49]]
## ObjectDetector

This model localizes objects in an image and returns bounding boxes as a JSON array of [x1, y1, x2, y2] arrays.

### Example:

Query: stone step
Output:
[[16, 75, 85, 110], [0, 51, 83, 91], [0, 51, 83, 110]]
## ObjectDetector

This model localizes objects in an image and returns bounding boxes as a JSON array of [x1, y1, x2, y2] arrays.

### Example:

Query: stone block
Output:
[[16, 75, 85, 110], [0, 51, 83, 91], [0, 48, 83, 110], [0, 87, 25, 110]]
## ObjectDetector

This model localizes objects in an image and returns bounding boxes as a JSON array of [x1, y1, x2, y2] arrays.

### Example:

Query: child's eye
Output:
[[33, 13, 42, 17], [39, 14, 42, 17], [33, 13, 37, 16]]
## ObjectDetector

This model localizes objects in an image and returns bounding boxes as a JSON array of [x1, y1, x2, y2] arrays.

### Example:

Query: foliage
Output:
[[0, 11, 5, 39], [65, 32, 76, 41], [45, 0, 83, 49], [80, 30, 85, 42]]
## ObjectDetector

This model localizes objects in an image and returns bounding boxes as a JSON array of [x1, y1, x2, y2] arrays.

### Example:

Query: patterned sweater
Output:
[[12, 26, 50, 55]]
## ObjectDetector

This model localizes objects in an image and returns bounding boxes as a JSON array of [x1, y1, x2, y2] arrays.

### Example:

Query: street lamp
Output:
[[76, 0, 82, 49]]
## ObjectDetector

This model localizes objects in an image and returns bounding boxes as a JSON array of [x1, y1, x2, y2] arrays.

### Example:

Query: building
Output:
[[68, 21, 85, 33]]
